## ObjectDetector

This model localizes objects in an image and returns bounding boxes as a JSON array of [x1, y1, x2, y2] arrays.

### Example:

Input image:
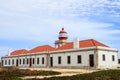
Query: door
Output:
[[29, 58, 32, 67], [50, 57, 53, 67], [16, 59, 18, 67], [89, 54, 94, 67]]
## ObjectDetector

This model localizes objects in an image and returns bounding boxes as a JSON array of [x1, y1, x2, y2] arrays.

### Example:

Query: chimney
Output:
[[8, 49, 11, 56], [73, 37, 79, 49]]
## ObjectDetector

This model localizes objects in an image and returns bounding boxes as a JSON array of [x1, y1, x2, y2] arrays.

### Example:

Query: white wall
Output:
[[2, 47, 118, 69], [34, 54, 46, 67], [11, 57, 17, 67], [50, 50, 95, 68], [1, 54, 47, 68], [97, 50, 118, 69], [2, 57, 12, 67]]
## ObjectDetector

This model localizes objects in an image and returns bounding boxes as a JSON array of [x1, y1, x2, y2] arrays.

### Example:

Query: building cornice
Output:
[[2, 46, 118, 58]]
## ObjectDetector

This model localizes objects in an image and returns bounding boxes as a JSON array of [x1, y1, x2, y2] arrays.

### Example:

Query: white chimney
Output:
[[73, 37, 79, 49], [8, 49, 11, 56]]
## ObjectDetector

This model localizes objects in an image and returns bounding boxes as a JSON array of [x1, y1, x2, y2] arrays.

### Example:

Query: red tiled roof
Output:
[[56, 42, 73, 50], [10, 49, 28, 56], [56, 39, 109, 50], [9, 39, 109, 56], [80, 39, 109, 48], [29, 45, 55, 53]]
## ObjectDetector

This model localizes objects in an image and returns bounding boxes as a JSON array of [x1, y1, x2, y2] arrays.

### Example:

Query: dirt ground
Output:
[[21, 67, 96, 73], [20, 68, 97, 79]]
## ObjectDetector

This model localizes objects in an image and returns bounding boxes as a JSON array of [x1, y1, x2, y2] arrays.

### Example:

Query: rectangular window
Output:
[[27, 58, 29, 64], [112, 55, 115, 61], [42, 57, 44, 64], [78, 55, 81, 64], [20, 59, 21, 64], [67, 56, 71, 64], [5, 60, 7, 65], [33, 58, 35, 64], [102, 55, 105, 61], [23, 59, 25, 64], [2, 60, 4, 66], [9, 60, 10, 65], [37, 58, 39, 64], [16, 59, 18, 66], [58, 56, 61, 64], [12, 59, 14, 65]]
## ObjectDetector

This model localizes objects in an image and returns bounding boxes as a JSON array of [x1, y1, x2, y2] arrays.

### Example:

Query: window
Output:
[[112, 55, 115, 61], [58, 56, 61, 64], [20, 59, 21, 64], [27, 58, 29, 64], [23, 59, 25, 64], [16, 59, 18, 66], [67, 56, 71, 64], [9, 59, 10, 65], [2, 60, 4, 66], [37, 58, 39, 64], [5, 60, 7, 65], [102, 55, 105, 61], [78, 55, 81, 64], [12, 59, 14, 65], [42, 57, 44, 64], [33, 58, 35, 64]]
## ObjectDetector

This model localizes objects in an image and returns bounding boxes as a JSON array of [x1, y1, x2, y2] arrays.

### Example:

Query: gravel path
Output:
[[21, 73, 80, 79], [21, 68, 96, 79]]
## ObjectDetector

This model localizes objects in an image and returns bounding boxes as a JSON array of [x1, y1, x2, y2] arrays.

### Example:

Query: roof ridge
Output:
[[30, 45, 54, 49], [91, 39, 96, 46], [38, 45, 51, 47], [11, 49, 28, 53], [15, 49, 27, 51], [10, 49, 28, 56], [80, 39, 94, 42]]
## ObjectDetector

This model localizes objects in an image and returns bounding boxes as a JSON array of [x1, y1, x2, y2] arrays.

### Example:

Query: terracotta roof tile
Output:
[[9, 39, 109, 56], [56, 39, 109, 50], [29, 45, 55, 53], [10, 49, 28, 56], [55, 42, 73, 50], [80, 39, 109, 48]]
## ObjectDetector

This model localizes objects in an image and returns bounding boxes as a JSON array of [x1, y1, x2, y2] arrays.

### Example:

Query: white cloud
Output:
[[0, 0, 120, 43], [0, 16, 118, 42], [0, 0, 120, 17], [0, 0, 120, 58]]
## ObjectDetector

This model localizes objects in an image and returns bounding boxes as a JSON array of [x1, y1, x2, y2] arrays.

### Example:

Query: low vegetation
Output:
[[0, 67, 61, 80], [1, 67, 120, 80], [26, 69, 120, 80]]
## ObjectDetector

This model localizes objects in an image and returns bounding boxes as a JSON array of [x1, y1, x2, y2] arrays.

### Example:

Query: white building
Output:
[[1, 28, 119, 69]]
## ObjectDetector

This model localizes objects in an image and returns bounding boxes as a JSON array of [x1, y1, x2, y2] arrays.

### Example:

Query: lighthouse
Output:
[[55, 28, 68, 48]]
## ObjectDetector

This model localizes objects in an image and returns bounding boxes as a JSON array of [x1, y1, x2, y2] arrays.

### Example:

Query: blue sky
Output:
[[0, 0, 120, 58]]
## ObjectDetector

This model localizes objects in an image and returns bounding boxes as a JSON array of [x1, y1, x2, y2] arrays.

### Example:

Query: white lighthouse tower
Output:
[[55, 28, 68, 48]]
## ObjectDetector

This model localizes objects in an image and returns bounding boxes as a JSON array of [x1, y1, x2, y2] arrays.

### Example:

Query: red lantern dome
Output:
[[59, 28, 68, 40]]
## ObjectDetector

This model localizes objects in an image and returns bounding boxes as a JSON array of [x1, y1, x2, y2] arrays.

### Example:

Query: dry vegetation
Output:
[[1, 67, 120, 80], [26, 69, 120, 80], [0, 67, 61, 80]]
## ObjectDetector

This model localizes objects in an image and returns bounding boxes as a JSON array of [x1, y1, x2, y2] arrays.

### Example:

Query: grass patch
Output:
[[26, 69, 120, 80], [0, 67, 61, 80]]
